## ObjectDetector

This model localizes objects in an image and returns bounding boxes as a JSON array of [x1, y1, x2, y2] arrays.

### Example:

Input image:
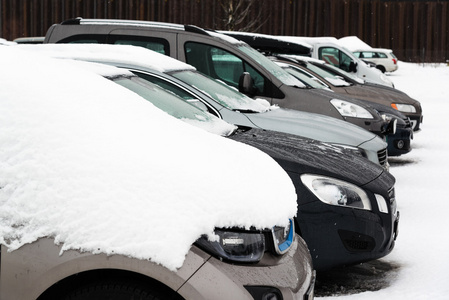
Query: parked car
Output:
[[353, 48, 399, 73], [43, 18, 396, 142], [0, 47, 315, 300], [270, 55, 414, 156], [20, 43, 390, 168], [221, 31, 395, 88], [42, 54, 399, 271], [288, 55, 423, 131]]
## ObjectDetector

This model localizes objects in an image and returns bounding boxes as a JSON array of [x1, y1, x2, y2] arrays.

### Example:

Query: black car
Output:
[[86, 62, 399, 271]]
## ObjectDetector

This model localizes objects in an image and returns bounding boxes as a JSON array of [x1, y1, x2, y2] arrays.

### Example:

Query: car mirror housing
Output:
[[239, 72, 256, 96]]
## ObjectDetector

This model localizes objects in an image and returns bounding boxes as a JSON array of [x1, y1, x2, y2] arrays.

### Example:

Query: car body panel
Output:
[[0, 237, 314, 300]]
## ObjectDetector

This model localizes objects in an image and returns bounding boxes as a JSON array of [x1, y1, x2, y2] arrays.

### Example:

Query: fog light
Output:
[[396, 140, 405, 149]]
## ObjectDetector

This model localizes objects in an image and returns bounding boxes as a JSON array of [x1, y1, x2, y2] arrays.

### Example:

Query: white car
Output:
[[353, 48, 399, 73]]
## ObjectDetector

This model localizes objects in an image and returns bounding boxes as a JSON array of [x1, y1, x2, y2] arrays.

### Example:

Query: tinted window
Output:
[[319, 47, 353, 72], [58, 34, 106, 44], [109, 35, 169, 55], [184, 42, 265, 94]]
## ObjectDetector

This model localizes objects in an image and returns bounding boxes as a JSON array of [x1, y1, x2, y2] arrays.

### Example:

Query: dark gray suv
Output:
[[44, 18, 395, 139]]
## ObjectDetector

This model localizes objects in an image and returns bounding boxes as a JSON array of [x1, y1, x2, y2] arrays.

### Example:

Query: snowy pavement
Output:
[[316, 62, 449, 299]]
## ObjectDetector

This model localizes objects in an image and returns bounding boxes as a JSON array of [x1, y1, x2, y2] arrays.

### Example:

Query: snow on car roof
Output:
[[16, 43, 195, 73], [0, 47, 297, 271]]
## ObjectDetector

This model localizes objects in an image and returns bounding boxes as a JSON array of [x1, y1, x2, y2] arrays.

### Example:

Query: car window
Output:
[[58, 34, 106, 44], [131, 70, 218, 116], [377, 52, 387, 58], [319, 47, 353, 72], [184, 42, 265, 94], [170, 70, 270, 113], [112, 75, 235, 136], [108, 35, 169, 55]]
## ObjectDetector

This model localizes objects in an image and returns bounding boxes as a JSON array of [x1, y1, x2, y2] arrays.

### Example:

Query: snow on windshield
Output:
[[0, 47, 297, 271]]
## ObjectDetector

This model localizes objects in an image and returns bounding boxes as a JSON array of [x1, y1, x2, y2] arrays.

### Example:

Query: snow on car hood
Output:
[[0, 47, 298, 271], [247, 107, 381, 147]]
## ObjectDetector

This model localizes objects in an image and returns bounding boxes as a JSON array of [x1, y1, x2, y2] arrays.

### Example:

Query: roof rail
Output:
[[61, 17, 82, 25], [184, 25, 209, 36]]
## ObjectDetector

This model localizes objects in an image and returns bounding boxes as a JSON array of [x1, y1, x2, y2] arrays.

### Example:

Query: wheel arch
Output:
[[36, 268, 185, 300]]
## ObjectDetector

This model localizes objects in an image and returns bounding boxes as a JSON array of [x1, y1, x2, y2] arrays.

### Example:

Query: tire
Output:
[[63, 279, 178, 300], [376, 65, 386, 73]]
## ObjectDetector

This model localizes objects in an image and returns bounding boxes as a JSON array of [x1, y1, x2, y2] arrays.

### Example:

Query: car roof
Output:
[[15, 43, 195, 73], [57, 18, 245, 45]]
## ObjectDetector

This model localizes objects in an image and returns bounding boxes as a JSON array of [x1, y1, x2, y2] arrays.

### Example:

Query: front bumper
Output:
[[180, 237, 315, 300], [386, 125, 413, 156], [296, 196, 399, 272]]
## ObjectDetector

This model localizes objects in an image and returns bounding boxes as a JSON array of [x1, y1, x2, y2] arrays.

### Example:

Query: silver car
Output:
[[19, 44, 389, 168]]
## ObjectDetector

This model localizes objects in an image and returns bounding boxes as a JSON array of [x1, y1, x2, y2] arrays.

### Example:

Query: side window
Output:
[[184, 42, 265, 95], [319, 47, 353, 72], [108, 35, 169, 55], [378, 52, 387, 58], [319, 47, 340, 66], [58, 34, 106, 44]]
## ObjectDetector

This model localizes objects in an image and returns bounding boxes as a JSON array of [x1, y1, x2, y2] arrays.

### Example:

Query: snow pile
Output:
[[338, 36, 372, 51], [0, 47, 298, 271], [320, 62, 449, 299]]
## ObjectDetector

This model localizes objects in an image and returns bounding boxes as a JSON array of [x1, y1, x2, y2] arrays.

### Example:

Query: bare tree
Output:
[[218, 0, 265, 32]]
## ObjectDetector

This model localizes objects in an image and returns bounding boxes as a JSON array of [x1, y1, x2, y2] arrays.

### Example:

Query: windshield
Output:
[[278, 63, 327, 89], [237, 44, 304, 87], [171, 70, 270, 113], [113, 76, 236, 136], [302, 62, 351, 87], [314, 62, 365, 84]]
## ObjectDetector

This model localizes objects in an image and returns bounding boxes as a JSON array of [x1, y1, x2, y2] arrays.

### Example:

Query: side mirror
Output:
[[349, 61, 358, 73], [238, 72, 256, 96]]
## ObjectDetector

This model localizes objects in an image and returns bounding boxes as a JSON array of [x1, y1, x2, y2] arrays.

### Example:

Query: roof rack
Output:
[[223, 32, 311, 56]]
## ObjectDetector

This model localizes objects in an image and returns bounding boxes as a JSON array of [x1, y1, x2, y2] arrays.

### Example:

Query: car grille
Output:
[[377, 148, 388, 168]]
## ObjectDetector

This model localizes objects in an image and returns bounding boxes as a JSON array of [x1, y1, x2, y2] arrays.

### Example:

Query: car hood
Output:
[[245, 107, 380, 147], [228, 128, 388, 186], [343, 84, 421, 107]]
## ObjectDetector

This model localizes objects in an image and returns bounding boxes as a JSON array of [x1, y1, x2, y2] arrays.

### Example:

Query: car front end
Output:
[[228, 128, 399, 271]]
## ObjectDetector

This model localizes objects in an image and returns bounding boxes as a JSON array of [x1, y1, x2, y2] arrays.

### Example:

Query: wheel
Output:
[[63, 279, 180, 300], [376, 65, 386, 73]]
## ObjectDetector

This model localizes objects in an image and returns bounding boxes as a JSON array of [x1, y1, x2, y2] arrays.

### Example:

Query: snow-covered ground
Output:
[[317, 62, 449, 299]]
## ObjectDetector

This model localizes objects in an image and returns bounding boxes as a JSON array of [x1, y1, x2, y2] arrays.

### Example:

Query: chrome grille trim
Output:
[[377, 148, 388, 167]]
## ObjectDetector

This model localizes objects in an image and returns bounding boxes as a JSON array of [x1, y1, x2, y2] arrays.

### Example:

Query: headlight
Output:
[[195, 219, 295, 263], [391, 103, 417, 113], [330, 99, 373, 119], [301, 174, 372, 210], [196, 229, 265, 263]]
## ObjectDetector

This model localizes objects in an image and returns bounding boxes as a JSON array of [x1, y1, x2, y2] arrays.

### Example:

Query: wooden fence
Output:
[[1, 0, 448, 62]]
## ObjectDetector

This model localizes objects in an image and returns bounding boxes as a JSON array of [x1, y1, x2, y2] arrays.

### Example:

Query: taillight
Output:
[[393, 58, 397, 64]]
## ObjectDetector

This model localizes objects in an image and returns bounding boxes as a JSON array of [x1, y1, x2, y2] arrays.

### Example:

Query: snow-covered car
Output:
[[353, 48, 399, 73], [44, 54, 400, 271], [18, 43, 389, 168], [0, 47, 316, 300]]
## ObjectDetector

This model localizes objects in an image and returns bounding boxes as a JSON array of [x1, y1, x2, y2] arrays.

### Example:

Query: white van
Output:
[[274, 36, 394, 87], [222, 32, 394, 88]]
